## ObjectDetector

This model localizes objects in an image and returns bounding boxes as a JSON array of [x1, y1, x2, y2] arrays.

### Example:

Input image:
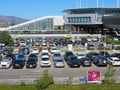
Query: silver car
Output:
[[0, 57, 12, 69], [54, 57, 64, 68]]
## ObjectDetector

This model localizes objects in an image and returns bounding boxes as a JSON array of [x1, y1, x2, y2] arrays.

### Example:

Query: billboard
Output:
[[87, 70, 101, 83]]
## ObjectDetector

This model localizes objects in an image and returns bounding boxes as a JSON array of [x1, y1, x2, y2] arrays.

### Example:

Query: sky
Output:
[[0, 0, 119, 20]]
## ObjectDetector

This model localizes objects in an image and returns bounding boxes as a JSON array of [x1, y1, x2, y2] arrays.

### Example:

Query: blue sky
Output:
[[0, 0, 118, 20]]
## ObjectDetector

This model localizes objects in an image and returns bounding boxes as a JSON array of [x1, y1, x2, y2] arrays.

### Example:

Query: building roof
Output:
[[7, 16, 63, 30], [63, 7, 120, 13]]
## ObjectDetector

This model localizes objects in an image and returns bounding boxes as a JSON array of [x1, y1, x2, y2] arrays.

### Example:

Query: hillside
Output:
[[0, 15, 29, 27]]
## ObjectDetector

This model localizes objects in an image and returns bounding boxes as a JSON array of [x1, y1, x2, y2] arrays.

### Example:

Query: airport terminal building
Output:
[[7, 16, 64, 34], [1, 8, 120, 36], [63, 8, 120, 35]]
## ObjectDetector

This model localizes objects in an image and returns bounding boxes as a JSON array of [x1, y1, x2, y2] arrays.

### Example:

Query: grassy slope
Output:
[[0, 84, 120, 90]]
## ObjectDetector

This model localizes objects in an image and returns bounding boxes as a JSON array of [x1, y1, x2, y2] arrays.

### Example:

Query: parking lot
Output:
[[0, 37, 120, 84]]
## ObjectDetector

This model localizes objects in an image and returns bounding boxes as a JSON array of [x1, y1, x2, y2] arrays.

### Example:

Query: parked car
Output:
[[22, 48, 30, 55], [13, 42, 20, 47], [41, 52, 49, 56], [50, 47, 58, 54], [35, 41, 41, 46], [0, 57, 12, 69], [3, 48, 11, 55], [76, 52, 85, 60], [6, 53, 16, 61], [20, 41, 26, 47], [86, 52, 98, 61], [93, 55, 107, 66], [17, 54, 26, 61], [88, 44, 95, 49], [0, 54, 2, 61], [13, 48, 20, 55], [110, 53, 120, 59], [26, 57, 37, 68], [54, 57, 64, 68], [64, 51, 74, 61], [92, 37, 98, 42], [107, 57, 120, 66], [67, 55, 80, 67], [98, 51, 110, 58], [32, 48, 39, 54], [53, 52, 61, 62], [13, 60, 25, 69], [42, 48, 49, 53], [28, 53, 38, 61], [80, 57, 92, 66], [48, 41, 54, 47], [41, 55, 51, 67], [81, 38, 88, 46]]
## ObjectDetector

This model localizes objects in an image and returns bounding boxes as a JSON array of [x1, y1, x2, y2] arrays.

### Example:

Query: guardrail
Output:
[[10, 34, 101, 38]]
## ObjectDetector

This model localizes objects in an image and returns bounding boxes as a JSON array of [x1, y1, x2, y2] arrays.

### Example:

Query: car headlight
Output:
[[103, 60, 106, 63]]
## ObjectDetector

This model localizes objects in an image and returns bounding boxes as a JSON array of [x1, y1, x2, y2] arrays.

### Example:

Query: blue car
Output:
[[17, 54, 26, 61], [22, 48, 30, 54]]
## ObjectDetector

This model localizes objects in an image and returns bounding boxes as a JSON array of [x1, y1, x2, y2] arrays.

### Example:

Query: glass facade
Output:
[[68, 17, 91, 23], [9, 18, 53, 31]]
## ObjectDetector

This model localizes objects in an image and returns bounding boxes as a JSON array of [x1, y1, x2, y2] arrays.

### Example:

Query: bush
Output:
[[36, 69, 54, 90], [103, 65, 116, 84], [115, 46, 120, 50]]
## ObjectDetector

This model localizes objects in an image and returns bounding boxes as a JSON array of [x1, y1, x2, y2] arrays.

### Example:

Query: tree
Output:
[[37, 69, 54, 90], [103, 65, 116, 84], [0, 31, 13, 45]]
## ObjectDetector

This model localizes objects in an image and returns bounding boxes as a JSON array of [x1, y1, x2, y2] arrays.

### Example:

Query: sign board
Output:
[[87, 70, 101, 83]]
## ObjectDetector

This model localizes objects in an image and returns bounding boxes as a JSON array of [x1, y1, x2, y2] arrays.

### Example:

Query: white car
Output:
[[0, 57, 12, 68], [92, 37, 98, 42], [20, 41, 26, 47], [41, 55, 51, 67], [87, 38, 92, 42], [13, 48, 20, 55], [50, 47, 58, 54], [76, 53, 85, 60], [107, 57, 120, 66], [42, 48, 49, 53], [32, 48, 39, 54]]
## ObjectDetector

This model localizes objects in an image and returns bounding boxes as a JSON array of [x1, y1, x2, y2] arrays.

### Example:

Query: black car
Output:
[[93, 55, 107, 66], [81, 38, 88, 46], [86, 52, 98, 61], [64, 51, 74, 61], [6, 53, 16, 61], [28, 54, 38, 61], [0, 54, 2, 61], [26, 57, 37, 68], [3, 48, 11, 55], [67, 55, 80, 67], [13, 60, 25, 69], [98, 51, 110, 58], [80, 57, 92, 66]]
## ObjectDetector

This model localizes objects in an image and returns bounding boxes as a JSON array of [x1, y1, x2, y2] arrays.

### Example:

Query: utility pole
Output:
[[97, 0, 98, 8]]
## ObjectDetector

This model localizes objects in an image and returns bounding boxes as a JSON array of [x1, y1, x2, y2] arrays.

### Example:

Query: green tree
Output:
[[37, 69, 54, 90], [0, 31, 13, 45], [103, 65, 116, 84]]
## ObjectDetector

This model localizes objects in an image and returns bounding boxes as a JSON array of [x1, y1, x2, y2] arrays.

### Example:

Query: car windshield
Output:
[[42, 53, 48, 55], [70, 56, 77, 60], [29, 54, 36, 57], [42, 58, 49, 61], [54, 53, 60, 57], [18, 55, 24, 58], [77, 54, 84, 56], [56, 60, 63, 62]]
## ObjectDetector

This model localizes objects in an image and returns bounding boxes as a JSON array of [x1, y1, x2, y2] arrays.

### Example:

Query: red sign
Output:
[[88, 70, 101, 82]]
